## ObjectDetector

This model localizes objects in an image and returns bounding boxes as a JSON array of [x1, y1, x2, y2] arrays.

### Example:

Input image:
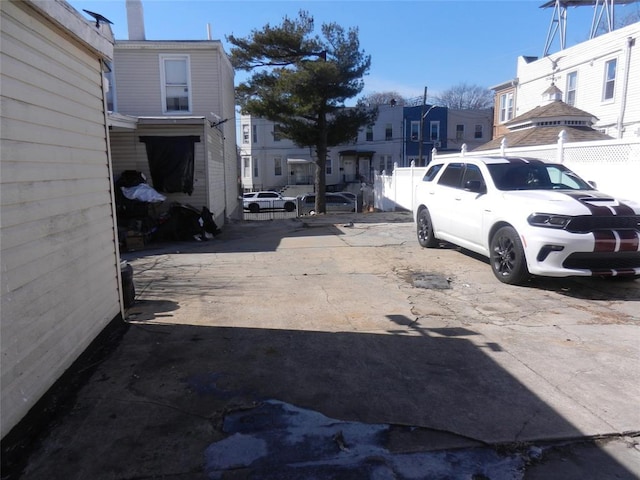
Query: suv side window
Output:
[[437, 163, 464, 188], [462, 164, 486, 191], [423, 164, 443, 182]]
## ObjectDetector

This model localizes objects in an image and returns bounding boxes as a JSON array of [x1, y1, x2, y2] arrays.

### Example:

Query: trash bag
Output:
[[151, 204, 220, 242]]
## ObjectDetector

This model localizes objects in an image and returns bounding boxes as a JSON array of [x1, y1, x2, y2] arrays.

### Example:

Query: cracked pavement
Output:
[[9, 211, 640, 479]]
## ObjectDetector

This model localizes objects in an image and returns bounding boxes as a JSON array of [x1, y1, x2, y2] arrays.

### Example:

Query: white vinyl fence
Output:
[[375, 134, 640, 213]]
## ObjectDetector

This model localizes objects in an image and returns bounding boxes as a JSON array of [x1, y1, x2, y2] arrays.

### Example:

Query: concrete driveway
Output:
[[9, 212, 640, 479]]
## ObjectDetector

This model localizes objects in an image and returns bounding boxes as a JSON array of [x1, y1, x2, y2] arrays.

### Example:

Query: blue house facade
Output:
[[403, 105, 448, 166]]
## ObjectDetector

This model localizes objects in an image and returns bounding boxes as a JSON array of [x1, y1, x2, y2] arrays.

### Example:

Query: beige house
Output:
[[1, 0, 121, 438], [108, 0, 239, 229]]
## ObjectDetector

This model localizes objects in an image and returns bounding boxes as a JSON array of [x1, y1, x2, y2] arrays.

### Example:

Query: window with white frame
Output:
[[385, 123, 392, 141], [104, 61, 115, 112], [274, 157, 282, 176], [474, 124, 483, 139], [499, 92, 514, 123], [456, 124, 464, 141], [326, 156, 332, 175], [365, 126, 373, 141], [242, 124, 250, 144], [603, 59, 617, 101], [566, 71, 577, 106], [410, 121, 420, 141], [430, 121, 440, 141], [160, 55, 190, 113]]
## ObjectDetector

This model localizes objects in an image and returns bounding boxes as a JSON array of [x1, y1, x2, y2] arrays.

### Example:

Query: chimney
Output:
[[126, 0, 146, 40]]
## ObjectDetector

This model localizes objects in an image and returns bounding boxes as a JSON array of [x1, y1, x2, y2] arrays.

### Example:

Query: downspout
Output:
[[101, 59, 126, 320], [617, 36, 635, 138]]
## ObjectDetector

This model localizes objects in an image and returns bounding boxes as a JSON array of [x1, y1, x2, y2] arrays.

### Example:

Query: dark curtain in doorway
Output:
[[139, 136, 200, 195]]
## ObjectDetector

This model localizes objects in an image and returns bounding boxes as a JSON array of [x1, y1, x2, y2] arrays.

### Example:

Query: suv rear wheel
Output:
[[417, 208, 438, 248]]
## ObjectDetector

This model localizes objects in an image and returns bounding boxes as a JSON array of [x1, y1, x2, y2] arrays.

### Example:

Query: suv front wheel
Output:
[[490, 226, 529, 285]]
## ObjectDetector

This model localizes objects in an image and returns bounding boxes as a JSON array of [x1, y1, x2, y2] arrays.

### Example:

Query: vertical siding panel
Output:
[[0, 1, 119, 437]]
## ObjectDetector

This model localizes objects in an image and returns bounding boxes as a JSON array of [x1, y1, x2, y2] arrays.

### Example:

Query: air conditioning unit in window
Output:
[[433, 141, 441, 148]]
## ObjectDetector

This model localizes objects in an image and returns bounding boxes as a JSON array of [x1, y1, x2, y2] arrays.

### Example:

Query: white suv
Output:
[[414, 156, 640, 284], [242, 191, 297, 213]]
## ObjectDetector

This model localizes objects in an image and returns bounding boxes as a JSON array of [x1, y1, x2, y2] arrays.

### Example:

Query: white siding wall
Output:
[[1, 0, 119, 437], [515, 22, 640, 138]]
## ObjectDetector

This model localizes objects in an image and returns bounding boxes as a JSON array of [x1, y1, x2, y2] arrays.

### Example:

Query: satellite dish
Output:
[[83, 10, 114, 28]]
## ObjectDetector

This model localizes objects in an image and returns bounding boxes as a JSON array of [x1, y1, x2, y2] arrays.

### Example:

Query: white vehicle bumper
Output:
[[521, 228, 640, 277]]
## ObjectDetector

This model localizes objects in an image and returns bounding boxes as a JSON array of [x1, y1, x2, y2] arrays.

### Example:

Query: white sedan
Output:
[[242, 191, 297, 213], [414, 155, 640, 284]]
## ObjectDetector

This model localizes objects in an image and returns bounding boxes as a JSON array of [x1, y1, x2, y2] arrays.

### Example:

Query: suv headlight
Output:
[[528, 213, 572, 229]]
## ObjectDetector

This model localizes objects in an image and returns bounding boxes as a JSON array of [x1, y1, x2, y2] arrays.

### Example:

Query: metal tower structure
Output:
[[541, 0, 637, 56]]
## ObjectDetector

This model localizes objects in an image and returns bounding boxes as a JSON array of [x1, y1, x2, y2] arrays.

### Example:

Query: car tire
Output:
[[490, 226, 529, 285], [284, 202, 296, 212], [417, 208, 438, 248], [249, 203, 260, 213]]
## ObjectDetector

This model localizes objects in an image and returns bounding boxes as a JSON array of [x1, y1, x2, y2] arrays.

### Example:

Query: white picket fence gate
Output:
[[374, 134, 640, 213]]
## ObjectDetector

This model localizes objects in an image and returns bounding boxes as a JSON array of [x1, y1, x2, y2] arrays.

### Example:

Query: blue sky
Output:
[[67, 0, 639, 102]]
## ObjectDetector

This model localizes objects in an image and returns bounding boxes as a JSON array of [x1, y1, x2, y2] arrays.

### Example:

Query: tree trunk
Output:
[[314, 115, 328, 213]]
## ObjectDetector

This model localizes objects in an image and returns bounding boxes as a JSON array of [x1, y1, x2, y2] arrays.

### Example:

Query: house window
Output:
[[378, 155, 393, 174], [104, 61, 115, 112], [499, 92, 513, 123], [410, 121, 420, 141], [242, 124, 250, 144], [273, 124, 282, 142], [603, 59, 616, 101], [385, 123, 392, 141], [365, 126, 373, 141], [160, 55, 190, 113], [274, 157, 282, 176], [326, 156, 332, 175], [430, 121, 440, 141], [140, 136, 200, 194], [242, 156, 251, 177], [566, 71, 577, 106], [253, 158, 259, 178], [456, 124, 464, 141], [474, 124, 483, 139], [252, 125, 258, 143]]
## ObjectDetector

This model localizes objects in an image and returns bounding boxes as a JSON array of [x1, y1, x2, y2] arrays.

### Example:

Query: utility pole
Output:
[[418, 86, 427, 166]]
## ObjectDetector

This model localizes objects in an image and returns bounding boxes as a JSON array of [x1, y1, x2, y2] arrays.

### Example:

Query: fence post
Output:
[[393, 162, 398, 211], [410, 159, 416, 213], [557, 129, 566, 163]]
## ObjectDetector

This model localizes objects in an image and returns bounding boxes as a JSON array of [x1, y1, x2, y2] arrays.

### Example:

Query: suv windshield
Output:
[[488, 163, 593, 191]]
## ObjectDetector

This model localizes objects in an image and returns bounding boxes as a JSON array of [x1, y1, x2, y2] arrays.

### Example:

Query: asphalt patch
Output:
[[203, 399, 525, 479], [412, 272, 452, 289]]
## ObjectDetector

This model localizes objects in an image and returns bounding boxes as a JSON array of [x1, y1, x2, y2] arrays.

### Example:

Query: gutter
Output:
[[617, 36, 635, 138]]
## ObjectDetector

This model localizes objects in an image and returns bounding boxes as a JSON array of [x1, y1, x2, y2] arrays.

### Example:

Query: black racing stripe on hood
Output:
[[561, 191, 636, 216]]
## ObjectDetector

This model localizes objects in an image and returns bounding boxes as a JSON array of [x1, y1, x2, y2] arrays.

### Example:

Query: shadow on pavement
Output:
[[9, 317, 636, 479]]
